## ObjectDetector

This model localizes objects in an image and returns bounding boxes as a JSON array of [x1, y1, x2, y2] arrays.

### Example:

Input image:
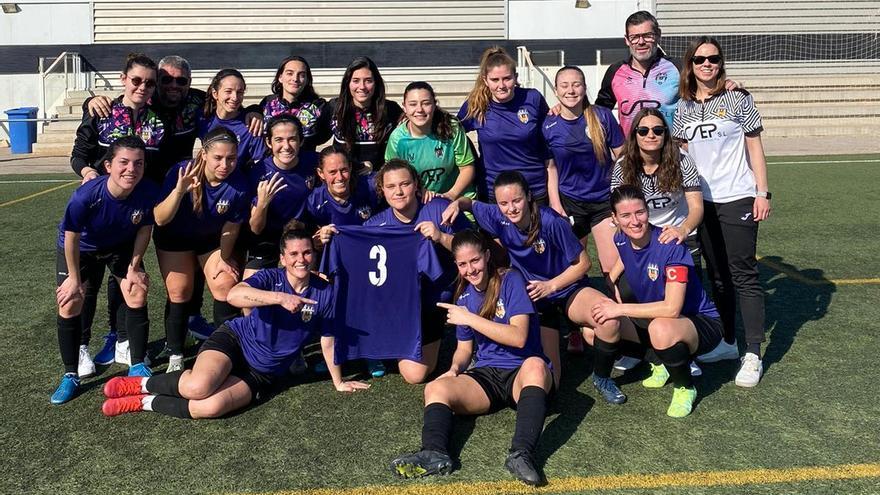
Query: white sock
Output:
[[141, 395, 155, 411], [140, 377, 149, 393]]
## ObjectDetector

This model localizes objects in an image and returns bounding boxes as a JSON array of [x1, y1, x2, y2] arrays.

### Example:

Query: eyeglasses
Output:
[[635, 126, 666, 137], [691, 55, 722, 65], [127, 76, 156, 89], [626, 32, 657, 43], [159, 75, 190, 86]]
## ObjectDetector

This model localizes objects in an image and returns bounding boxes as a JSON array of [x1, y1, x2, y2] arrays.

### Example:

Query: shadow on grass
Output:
[[759, 256, 834, 370], [536, 351, 595, 468]]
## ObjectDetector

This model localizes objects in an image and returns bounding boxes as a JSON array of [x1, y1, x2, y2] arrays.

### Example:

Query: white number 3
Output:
[[369, 244, 387, 287]]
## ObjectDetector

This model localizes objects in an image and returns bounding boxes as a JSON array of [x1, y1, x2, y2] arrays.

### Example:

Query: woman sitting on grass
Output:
[[101, 224, 369, 419]]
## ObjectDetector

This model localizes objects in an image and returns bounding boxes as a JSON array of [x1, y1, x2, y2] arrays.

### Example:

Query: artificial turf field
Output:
[[1, 155, 878, 495]]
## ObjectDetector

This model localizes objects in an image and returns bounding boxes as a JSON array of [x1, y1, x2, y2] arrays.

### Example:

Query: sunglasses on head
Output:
[[127, 76, 156, 89], [636, 126, 666, 137], [691, 55, 722, 65], [160, 75, 190, 86]]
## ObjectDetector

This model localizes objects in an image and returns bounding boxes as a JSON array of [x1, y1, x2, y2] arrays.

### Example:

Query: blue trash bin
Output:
[[5, 107, 39, 154]]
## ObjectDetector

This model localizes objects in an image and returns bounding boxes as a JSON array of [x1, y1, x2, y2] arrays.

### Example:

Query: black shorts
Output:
[[463, 364, 556, 413], [627, 313, 723, 356], [535, 282, 590, 332], [560, 193, 613, 239], [55, 244, 134, 286], [421, 304, 447, 344], [153, 228, 219, 256], [246, 236, 280, 270], [198, 324, 278, 401]]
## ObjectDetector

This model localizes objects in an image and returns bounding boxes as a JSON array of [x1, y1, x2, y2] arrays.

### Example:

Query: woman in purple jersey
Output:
[[245, 115, 319, 279], [52, 137, 157, 404], [544, 66, 625, 353], [441, 171, 618, 389], [458, 47, 551, 201], [327, 57, 403, 174], [198, 69, 267, 169], [391, 230, 552, 486], [153, 127, 250, 373], [589, 185, 723, 417], [311, 148, 378, 248], [259, 56, 331, 152], [674, 37, 771, 388], [101, 226, 369, 419]]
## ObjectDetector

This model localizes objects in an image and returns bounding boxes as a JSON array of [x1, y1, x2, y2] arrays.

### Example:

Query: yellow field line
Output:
[[757, 257, 880, 286], [0, 181, 76, 208], [253, 462, 880, 495]]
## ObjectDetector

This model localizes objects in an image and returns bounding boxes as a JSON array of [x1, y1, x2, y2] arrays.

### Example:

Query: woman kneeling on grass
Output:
[[391, 230, 553, 486], [101, 225, 369, 418], [590, 185, 723, 417]]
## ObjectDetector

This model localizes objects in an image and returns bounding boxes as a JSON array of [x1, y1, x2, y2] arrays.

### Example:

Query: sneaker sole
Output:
[[735, 377, 760, 388]]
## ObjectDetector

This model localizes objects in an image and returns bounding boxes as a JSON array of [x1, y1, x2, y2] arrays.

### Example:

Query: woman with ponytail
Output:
[[101, 224, 369, 419], [199, 68, 267, 169], [391, 230, 552, 486], [458, 47, 551, 201], [153, 127, 251, 373], [385, 81, 475, 201], [441, 171, 615, 387]]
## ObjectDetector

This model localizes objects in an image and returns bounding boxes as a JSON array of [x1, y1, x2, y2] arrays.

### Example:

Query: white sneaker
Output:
[[696, 340, 739, 363], [735, 352, 763, 388], [613, 355, 642, 371], [115, 340, 131, 365], [689, 360, 702, 377], [78, 345, 96, 378], [114, 340, 151, 366], [166, 354, 184, 373]]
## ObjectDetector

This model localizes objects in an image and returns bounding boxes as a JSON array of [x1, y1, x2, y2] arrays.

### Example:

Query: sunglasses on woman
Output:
[[692, 55, 722, 65], [127, 76, 156, 89], [636, 126, 666, 137]]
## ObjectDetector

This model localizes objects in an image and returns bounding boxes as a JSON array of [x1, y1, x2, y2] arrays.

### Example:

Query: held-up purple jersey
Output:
[[364, 197, 470, 303], [458, 87, 551, 198], [307, 174, 379, 226], [615, 225, 719, 318], [248, 153, 319, 234], [58, 176, 159, 251], [226, 270, 334, 375], [472, 201, 584, 302], [542, 107, 625, 202], [321, 226, 443, 363], [197, 114, 268, 169], [157, 160, 250, 243], [456, 269, 547, 370]]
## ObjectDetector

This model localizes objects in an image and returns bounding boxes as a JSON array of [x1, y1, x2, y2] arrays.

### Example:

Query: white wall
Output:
[[0, 1, 91, 45], [508, 0, 641, 39], [0, 74, 42, 141]]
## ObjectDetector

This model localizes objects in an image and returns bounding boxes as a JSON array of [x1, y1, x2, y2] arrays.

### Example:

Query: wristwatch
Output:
[[756, 191, 772, 200]]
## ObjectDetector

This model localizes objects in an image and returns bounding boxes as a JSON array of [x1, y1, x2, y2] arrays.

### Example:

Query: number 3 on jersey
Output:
[[369, 244, 387, 287]]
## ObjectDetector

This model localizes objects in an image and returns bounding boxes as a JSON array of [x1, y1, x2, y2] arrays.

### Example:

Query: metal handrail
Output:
[[515, 46, 559, 94], [38, 52, 83, 126]]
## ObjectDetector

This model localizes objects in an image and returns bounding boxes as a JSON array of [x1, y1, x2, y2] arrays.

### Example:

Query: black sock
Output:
[[150, 395, 192, 419], [213, 300, 240, 327], [655, 342, 693, 388], [592, 337, 619, 378], [747, 342, 761, 357], [619, 339, 649, 361], [190, 272, 206, 317], [511, 386, 547, 453], [108, 276, 127, 340], [80, 279, 100, 345], [57, 315, 82, 374], [421, 403, 453, 455], [165, 301, 189, 354], [145, 370, 185, 397], [125, 304, 149, 365]]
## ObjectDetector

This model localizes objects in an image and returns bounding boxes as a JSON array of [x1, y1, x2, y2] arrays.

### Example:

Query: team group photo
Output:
[[1, 1, 877, 493]]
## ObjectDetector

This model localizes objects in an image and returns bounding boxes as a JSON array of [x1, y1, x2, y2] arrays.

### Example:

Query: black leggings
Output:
[[699, 198, 765, 346]]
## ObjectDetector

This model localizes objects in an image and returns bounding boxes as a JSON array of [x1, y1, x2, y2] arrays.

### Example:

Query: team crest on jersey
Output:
[[655, 71, 669, 84], [305, 175, 316, 190], [216, 199, 230, 215], [301, 303, 315, 322], [140, 128, 152, 142], [647, 263, 659, 281], [716, 103, 727, 118], [533, 238, 546, 254], [357, 205, 372, 220], [434, 144, 444, 158], [495, 299, 506, 319], [517, 107, 530, 124], [130, 209, 143, 225]]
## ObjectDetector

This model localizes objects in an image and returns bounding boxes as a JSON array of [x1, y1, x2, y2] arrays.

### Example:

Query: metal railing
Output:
[[516, 46, 564, 98], [38, 52, 85, 128]]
